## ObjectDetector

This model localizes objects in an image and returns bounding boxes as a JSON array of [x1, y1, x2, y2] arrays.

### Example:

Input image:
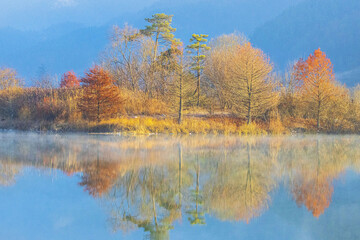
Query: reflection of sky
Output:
[[0, 169, 359, 239]]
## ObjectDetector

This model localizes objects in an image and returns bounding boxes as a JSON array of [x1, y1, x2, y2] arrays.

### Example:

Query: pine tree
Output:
[[141, 13, 181, 97], [187, 34, 210, 106], [141, 13, 180, 62], [164, 43, 195, 123]]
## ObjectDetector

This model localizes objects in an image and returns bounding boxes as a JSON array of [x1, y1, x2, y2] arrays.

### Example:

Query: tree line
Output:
[[0, 13, 359, 133]]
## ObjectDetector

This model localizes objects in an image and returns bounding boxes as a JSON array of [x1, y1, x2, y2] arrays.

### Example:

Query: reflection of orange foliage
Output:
[[292, 178, 333, 217], [79, 161, 120, 197]]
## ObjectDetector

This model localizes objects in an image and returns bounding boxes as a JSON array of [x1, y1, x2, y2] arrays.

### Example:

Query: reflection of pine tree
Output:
[[186, 155, 206, 225], [108, 164, 182, 240], [123, 215, 172, 240]]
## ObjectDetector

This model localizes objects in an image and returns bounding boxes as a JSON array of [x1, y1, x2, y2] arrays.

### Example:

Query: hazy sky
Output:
[[0, 0, 159, 30]]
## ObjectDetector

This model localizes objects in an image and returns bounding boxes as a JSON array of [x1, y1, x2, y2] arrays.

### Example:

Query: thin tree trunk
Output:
[[317, 101, 321, 130], [197, 48, 201, 107], [178, 58, 183, 124], [247, 97, 252, 124], [97, 100, 100, 123]]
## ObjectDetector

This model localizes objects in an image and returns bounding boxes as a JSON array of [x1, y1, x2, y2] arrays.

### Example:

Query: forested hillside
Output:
[[252, 0, 360, 85]]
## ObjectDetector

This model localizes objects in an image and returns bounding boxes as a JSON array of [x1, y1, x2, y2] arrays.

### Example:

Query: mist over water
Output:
[[0, 132, 360, 239]]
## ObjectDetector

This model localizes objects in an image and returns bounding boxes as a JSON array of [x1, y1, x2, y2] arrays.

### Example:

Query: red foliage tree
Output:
[[294, 48, 336, 129], [60, 71, 80, 88], [78, 66, 123, 122]]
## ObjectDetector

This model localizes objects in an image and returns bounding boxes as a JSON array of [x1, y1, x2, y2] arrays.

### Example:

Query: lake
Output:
[[0, 132, 359, 240]]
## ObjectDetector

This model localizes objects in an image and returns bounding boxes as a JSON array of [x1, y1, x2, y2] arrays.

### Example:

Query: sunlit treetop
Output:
[[294, 48, 335, 87], [187, 34, 211, 68], [60, 70, 80, 88], [140, 13, 180, 46]]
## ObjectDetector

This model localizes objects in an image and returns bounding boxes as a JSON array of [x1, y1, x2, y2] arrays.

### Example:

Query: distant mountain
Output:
[[119, 0, 304, 38], [0, 0, 304, 83], [252, 0, 360, 86], [0, 24, 108, 84]]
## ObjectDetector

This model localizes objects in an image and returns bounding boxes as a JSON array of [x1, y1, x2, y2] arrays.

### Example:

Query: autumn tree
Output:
[[187, 34, 210, 106], [0, 67, 22, 90], [79, 66, 123, 122], [227, 43, 277, 124], [204, 33, 248, 111], [294, 49, 337, 130], [278, 62, 301, 118], [351, 85, 360, 129], [0, 68, 23, 119], [164, 43, 195, 123], [101, 24, 146, 91], [60, 71, 80, 88]]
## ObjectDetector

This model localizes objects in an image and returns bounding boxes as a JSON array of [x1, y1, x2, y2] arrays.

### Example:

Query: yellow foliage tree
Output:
[[227, 43, 277, 124]]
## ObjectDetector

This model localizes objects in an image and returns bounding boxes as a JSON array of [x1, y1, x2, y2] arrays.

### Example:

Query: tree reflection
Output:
[[0, 133, 360, 237], [0, 160, 21, 186], [186, 154, 206, 225], [290, 139, 340, 217], [203, 140, 276, 223]]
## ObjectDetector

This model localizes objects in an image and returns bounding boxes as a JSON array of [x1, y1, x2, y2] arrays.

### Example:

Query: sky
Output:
[[0, 0, 159, 30]]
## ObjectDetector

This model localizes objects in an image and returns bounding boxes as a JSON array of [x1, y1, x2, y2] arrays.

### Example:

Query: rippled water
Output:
[[0, 132, 359, 240]]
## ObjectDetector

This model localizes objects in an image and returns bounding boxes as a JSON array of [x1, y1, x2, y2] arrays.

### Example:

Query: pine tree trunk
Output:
[[197, 72, 200, 107], [197, 48, 200, 107], [178, 58, 183, 124]]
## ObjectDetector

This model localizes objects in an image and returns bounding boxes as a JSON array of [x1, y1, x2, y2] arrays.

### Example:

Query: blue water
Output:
[[0, 132, 359, 239]]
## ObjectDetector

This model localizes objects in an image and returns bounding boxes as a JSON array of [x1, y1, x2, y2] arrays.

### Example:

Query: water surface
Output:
[[0, 132, 359, 240]]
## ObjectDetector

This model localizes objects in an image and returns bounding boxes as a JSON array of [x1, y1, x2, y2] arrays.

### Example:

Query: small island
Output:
[[0, 14, 358, 135]]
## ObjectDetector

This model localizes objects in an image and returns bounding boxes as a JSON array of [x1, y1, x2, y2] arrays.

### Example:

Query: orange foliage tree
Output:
[[79, 66, 123, 122], [294, 49, 336, 129], [60, 71, 80, 88]]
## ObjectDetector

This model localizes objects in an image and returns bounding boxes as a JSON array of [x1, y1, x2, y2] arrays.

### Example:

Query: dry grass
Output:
[[83, 117, 267, 135], [0, 116, 268, 135]]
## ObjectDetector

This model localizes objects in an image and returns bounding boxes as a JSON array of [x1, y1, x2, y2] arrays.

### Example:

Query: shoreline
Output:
[[0, 116, 353, 135]]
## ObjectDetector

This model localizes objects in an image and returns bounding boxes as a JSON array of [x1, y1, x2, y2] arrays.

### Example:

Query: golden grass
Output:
[[86, 117, 267, 135]]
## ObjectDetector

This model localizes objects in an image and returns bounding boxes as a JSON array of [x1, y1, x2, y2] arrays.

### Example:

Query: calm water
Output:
[[0, 132, 360, 240]]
